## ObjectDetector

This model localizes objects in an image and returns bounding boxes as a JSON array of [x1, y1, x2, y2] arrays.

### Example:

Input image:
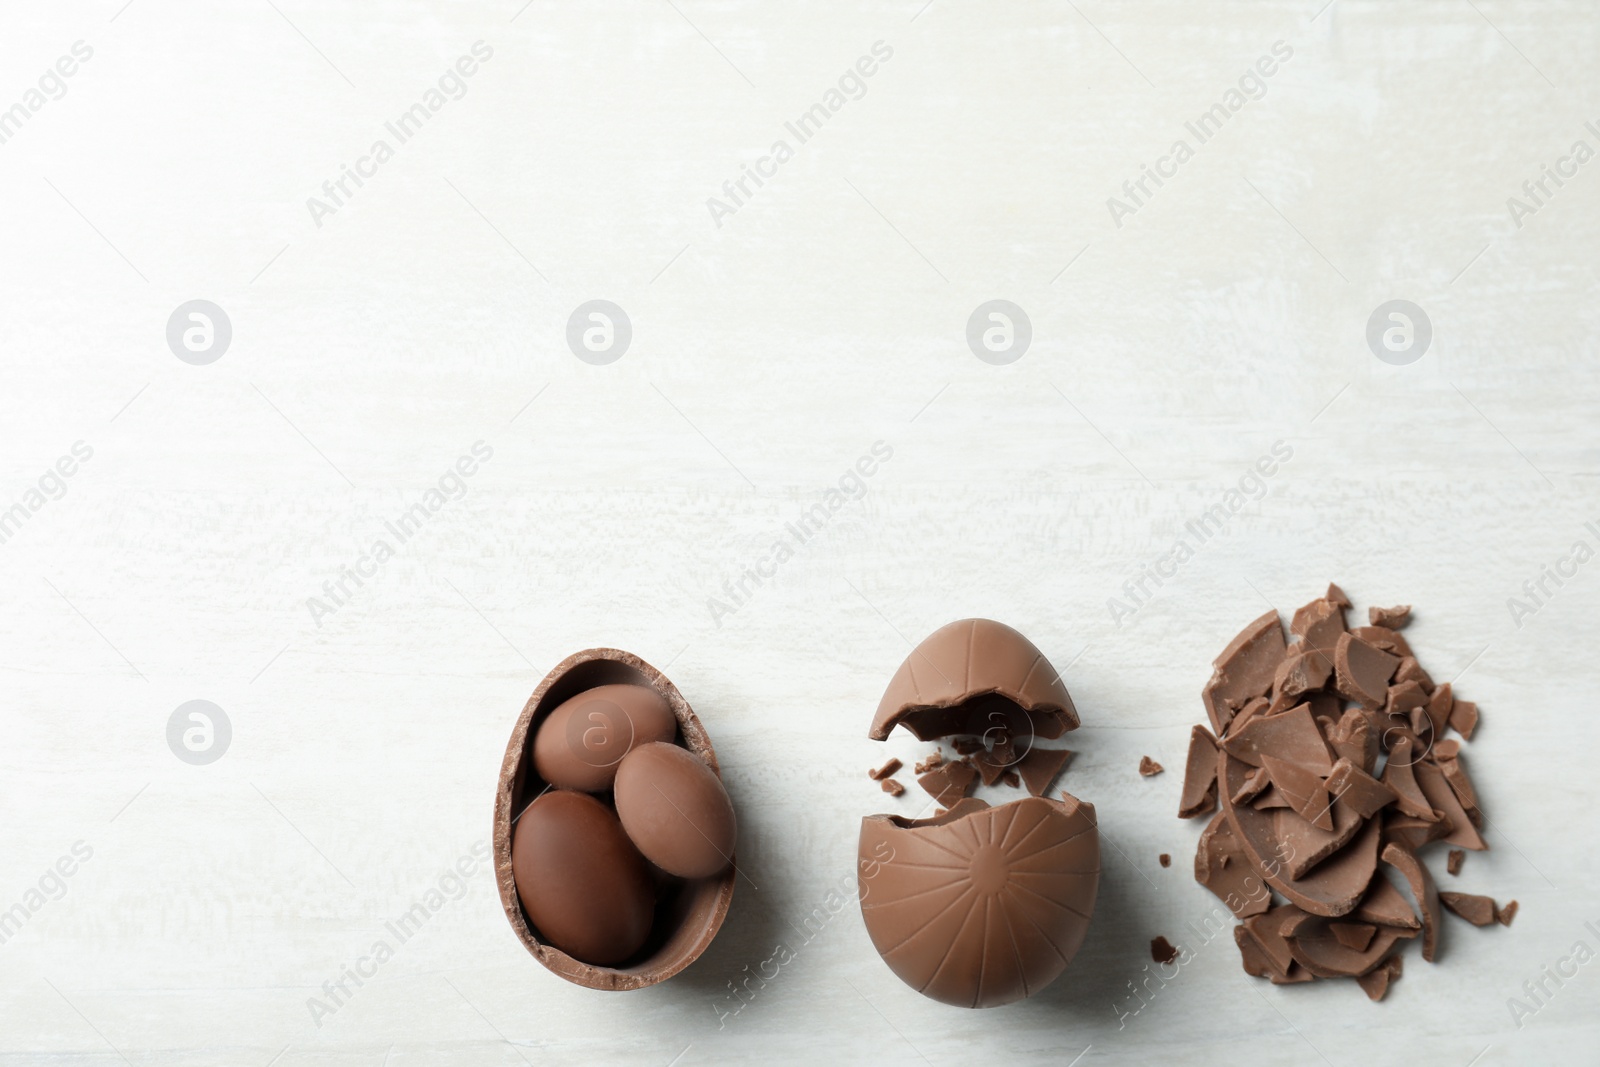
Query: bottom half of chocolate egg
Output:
[[858, 794, 1101, 1008]]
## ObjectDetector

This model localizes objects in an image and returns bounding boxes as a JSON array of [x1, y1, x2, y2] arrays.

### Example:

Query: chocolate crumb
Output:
[[1000, 769, 1020, 788], [913, 749, 945, 775], [868, 757, 903, 781], [1151, 936, 1179, 964], [1139, 756, 1164, 777], [1159, 853, 1171, 868], [950, 737, 984, 756], [1496, 900, 1519, 926], [880, 777, 905, 797], [1447, 849, 1464, 876]]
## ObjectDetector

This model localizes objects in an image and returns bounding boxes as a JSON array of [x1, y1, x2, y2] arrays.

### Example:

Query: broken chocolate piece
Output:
[[881, 778, 905, 797], [1016, 746, 1072, 798], [868, 757, 903, 781], [1159, 853, 1171, 867], [971, 749, 1010, 787], [1326, 583, 1351, 608], [1324, 757, 1397, 819], [916, 760, 976, 808], [1331, 921, 1377, 952], [1334, 633, 1400, 707], [1221, 703, 1333, 773], [1352, 874, 1421, 930], [1356, 955, 1402, 1001], [1447, 849, 1464, 876], [1150, 936, 1179, 964], [1393, 655, 1433, 693], [1381, 842, 1440, 962], [950, 737, 984, 756], [1284, 913, 1414, 978], [1195, 812, 1271, 918], [1384, 679, 1429, 722], [1437, 757, 1479, 820], [1439, 892, 1497, 926], [1496, 900, 1518, 926], [1352, 625, 1413, 659], [1202, 677, 1233, 737], [1139, 755, 1164, 777], [1381, 737, 1437, 821], [1235, 924, 1274, 978], [1449, 698, 1479, 741], [1211, 609, 1287, 710], [1260, 753, 1335, 832], [1413, 760, 1486, 851], [1273, 648, 1333, 701], [1368, 605, 1411, 629], [1328, 708, 1377, 774], [1178, 726, 1219, 819], [913, 749, 944, 775], [1232, 766, 1271, 805], [1243, 903, 1303, 978], [1230, 696, 1269, 736], [1290, 595, 1347, 654], [1000, 769, 1020, 788]]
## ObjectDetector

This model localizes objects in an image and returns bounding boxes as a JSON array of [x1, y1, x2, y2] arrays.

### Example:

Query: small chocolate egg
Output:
[[613, 742, 736, 879], [533, 683, 677, 791], [511, 790, 654, 966]]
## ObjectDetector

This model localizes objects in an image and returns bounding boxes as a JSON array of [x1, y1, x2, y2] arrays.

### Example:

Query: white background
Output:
[[1, 1, 1597, 1064]]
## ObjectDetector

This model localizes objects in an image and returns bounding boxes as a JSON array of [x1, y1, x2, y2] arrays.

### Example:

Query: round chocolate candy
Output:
[[511, 789, 654, 966], [533, 682, 676, 792], [613, 742, 736, 879]]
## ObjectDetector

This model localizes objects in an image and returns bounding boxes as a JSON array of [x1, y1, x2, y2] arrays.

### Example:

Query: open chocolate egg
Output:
[[494, 647, 735, 990]]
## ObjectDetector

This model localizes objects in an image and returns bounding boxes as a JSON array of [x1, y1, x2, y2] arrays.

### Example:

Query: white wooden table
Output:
[[1, 1, 1595, 1063]]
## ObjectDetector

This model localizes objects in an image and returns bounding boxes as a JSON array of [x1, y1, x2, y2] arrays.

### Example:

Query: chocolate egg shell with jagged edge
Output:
[[494, 648, 735, 990], [859, 795, 1101, 1007]]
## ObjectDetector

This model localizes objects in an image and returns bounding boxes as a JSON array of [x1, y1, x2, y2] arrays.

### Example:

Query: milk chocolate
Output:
[[869, 618, 1079, 742], [881, 777, 905, 797], [1159, 853, 1171, 867], [868, 758, 903, 781], [1139, 755, 1164, 777], [858, 795, 1099, 1008], [1151, 936, 1179, 964], [1016, 746, 1072, 798], [1447, 849, 1464, 875], [1439, 891, 1497, 926], [917, 759, 977, 808], [1181, 588, 1510, 996]]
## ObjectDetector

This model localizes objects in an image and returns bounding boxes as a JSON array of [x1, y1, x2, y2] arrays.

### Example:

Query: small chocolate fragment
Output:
[[1440, 892, 1497, 926], [1356, 955, 1402, 1001], [1000, 769, 1020, 788], [1496, 900, 1519, 926], [917, 760, 976, 808], [950, 737, 984, 756], [1328, 708, 1377, 774], [971, 749, 1010, 787], [881, 778, 905, 797], [1334, 633, 1400, 707], [1368, 605, 1411, 629], [1447, 849, 1464, 875], [1159, 853, 1171, 867], [1326, 583, 1352, 608], [869, 757, 903, 781], [914, 749, 945, 775], [1394, 656, 1433, 693], [1230, 696, 1269, 736], [1016, 746, 1073, 798], [1285, 913, 1414, 978], [1449, 698, 1479, 740], [1151, 936, 1180, 964], [1384, 680, 1429, 722], [1381, 842, 1440, 962], [1231, 766, 1270, 805], [1139, 755, 1164, 777], [1178, 726, 1219, 819]]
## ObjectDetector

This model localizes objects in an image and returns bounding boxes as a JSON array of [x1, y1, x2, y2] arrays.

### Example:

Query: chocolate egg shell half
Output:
[[870, 618, 1080, 743], [494, 648, 735, 990], [859, 794, 1100, 1008]]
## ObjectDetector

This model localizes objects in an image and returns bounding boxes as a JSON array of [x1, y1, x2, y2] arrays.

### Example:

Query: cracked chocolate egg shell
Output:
[[870, 618, 1080, 743], [859, 794, 1100, 1007], [494, 648, 735, 990]]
